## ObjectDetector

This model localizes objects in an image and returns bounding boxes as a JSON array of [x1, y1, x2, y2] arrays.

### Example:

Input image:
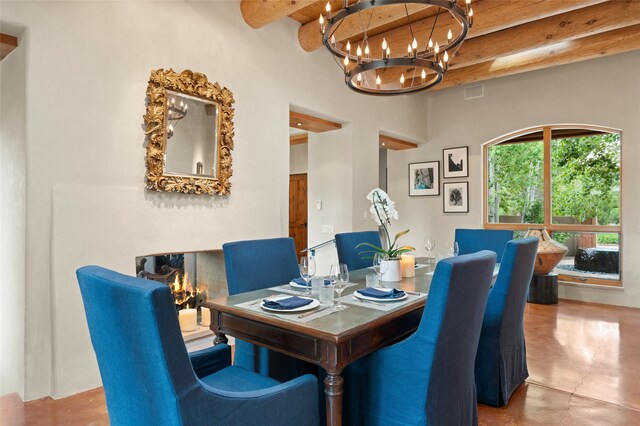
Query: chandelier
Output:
[[319, 0, 473, 95], [166, 96, 188, 139]]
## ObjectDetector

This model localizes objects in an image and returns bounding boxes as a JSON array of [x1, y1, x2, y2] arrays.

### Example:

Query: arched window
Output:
[[483, 125, 621, 286]]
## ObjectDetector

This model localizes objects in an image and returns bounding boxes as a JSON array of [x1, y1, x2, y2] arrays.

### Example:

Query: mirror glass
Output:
[[164, 89, 219, 178]]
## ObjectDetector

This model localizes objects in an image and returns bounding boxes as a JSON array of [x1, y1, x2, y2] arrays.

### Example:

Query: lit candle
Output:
[[401, 254, 415, 278], [447, 29, 453, 44], [200, 307, 211, 327], [179, 308, 197, 332]]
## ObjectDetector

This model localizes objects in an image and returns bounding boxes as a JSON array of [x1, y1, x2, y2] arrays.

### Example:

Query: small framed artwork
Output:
[[443, 181, 469, 213], [443, 146, 469, 178], [409, 161, 440, 196]]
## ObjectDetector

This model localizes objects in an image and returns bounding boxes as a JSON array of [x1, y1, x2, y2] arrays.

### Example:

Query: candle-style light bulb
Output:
[[421, 69, 427, 82], [386, 46, 390, 57], [428, 38, 433, 50], [447, 29, 453, 43], [382, 38, 388, 50], [407, 43, 412, 56], [412, 37, 418, 50], [376, 75, 381, 88], [319, 15, 325, 34], [357, 73, 362, 85], [325, 1, 331, 13], [346, 40, 351, 53], [469, 8, 474, 26], [171, 98, 175, 104], [169, 124, 174, 132], [443, 51, 449, 70], [357, 45, 362, 64], [364, 43, 370, 56], [400, 73, 405, 88], [343, 55, 349, 67], [184, 104, 188, 110]]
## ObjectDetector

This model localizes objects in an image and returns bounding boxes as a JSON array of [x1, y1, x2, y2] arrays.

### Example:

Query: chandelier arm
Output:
[[404, 4, 415, 41]]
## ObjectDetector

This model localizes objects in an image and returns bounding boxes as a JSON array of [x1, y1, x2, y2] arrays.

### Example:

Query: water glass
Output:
[[372, 253, 388, 288], [424, 236, 436, 264], [311, 276, 323, 295], [365, 273, 378, 288], [319, 284, 333, 306]]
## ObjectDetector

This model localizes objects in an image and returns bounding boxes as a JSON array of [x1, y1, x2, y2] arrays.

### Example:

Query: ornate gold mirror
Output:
[[144, 69, 234, 195]]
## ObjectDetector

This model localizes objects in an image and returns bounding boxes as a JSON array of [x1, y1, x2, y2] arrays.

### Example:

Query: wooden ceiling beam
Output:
[[431, 24, 640, 91], [368, 0, 640, 87], [379, 134, 418, 150], [290, 133, 309, 145], [240, 0, 319, 29], [290, 111, 342, 133], [1, 33, 18, 60], [299, 0, 608, 54]]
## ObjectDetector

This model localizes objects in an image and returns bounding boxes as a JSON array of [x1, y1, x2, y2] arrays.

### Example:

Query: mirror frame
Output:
[[144, 68, 235, 195]]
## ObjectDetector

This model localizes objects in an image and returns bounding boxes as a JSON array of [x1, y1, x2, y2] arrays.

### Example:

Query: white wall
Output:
[[388, 51, 640, 307], [289, 142, 308, 175], [0, 26, 27, 398], [308, 127, 354, 275], [1, 1, 426, 399]]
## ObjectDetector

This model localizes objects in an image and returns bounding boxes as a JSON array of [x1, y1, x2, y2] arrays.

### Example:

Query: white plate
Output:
[[289, 280, 312, 289], [261, 296, 320, 312], [353, 289, 408, 302]]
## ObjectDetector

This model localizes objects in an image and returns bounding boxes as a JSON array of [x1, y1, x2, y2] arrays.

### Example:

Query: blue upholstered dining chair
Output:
[[474, 237, 539, 407], [345, 251, 497, 426], [77, 266, 319, 426], [223, 237, 313, 382], [335, 231, 382, 271], [455, 228, 514, 261]]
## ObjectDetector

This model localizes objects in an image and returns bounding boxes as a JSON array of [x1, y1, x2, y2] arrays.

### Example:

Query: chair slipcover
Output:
[[335, 231, 382, 271], [345, 251, 497, 425], [77, 265, 318, 426], [475, 237, 539, 406], [223, 237, 314, 382], [455, 228, 514, 261]]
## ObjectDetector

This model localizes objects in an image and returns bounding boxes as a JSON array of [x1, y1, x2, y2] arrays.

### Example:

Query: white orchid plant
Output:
[[356, 188, 415, 260]]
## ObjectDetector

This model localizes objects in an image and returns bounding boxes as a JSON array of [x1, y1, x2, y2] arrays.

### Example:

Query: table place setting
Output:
[[235, 294, 345, 324], [341, 287, 427, 311], [268, 280, 358, 296]]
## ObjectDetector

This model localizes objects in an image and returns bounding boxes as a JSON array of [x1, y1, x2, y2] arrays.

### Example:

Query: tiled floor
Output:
[[2, 299, 639, 425]]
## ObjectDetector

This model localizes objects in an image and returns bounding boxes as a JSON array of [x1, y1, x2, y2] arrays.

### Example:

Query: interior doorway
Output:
[[288, 109, 342, 262]]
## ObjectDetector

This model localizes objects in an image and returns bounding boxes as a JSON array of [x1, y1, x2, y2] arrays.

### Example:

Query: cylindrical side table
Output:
[[527, 273, 558, 304]]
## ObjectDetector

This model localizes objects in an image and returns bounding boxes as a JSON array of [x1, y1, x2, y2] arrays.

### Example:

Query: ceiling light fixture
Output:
[[320, 0, 473, 95], [166, 96, 188, 139]]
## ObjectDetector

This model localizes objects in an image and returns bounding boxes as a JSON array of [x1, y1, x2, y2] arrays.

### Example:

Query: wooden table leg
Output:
[[213, 332, 228, 345], [324, 371, 344, 426]]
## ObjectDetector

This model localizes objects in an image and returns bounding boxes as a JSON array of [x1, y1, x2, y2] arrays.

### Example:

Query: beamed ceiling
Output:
[[240, 0, 640, 91]]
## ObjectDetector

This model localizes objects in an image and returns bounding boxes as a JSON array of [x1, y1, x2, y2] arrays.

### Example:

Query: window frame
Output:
[[482, 124, 622, 287]]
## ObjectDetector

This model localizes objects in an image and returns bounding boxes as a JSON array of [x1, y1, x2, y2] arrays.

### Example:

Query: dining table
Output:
[[203, 260, 435, 426]]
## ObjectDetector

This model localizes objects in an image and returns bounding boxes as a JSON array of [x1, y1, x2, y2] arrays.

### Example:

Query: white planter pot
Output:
[[381, 259, 402, 282]]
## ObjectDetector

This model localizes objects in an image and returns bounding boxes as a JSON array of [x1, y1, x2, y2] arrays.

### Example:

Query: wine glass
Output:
[[330, 263, 349, 310], [299, 256, 316, 296], [372, 253, 388, 288], [424, 236, 436, 264]]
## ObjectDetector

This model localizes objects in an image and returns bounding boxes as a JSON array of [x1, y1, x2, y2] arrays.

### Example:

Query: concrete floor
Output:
[[2, 299, 639, 425]]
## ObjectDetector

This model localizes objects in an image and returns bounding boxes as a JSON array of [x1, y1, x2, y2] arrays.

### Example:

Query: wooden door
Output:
[[289, 173, 308, 261]]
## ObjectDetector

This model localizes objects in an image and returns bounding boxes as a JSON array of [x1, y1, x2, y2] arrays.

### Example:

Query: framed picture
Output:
[[443, 146, 469, 178], [409, 161, 440, 196], [443, 181, 469, 213]]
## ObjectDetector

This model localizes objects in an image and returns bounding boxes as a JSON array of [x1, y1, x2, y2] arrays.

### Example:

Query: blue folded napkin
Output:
[[292, 277, 331, 286], [263, 296, 313, 310], [357, 288, 406, 299]]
